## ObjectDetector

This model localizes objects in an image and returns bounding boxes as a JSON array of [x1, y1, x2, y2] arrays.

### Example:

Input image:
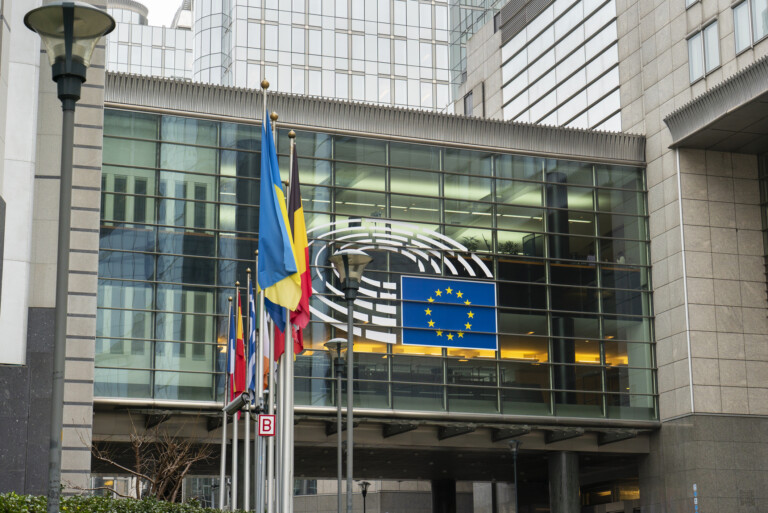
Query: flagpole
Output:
[[280, 131, 298, 513], [244, 271, 253, 511], [219, 297, 232, 510], [270, 110, 283, 513], [266, 318, 276, 513], [261, 79, 277, 513], [232, 282, 240, 511], [254, 251, 265, 513]]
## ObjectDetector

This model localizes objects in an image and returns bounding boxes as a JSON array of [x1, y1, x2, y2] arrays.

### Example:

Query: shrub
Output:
[[0, 493, 245, 513]]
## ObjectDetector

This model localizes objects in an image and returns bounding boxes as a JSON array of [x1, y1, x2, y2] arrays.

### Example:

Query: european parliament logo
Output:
[[401, 276, 497, 351]]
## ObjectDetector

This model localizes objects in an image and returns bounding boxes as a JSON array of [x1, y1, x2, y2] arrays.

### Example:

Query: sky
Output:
[[141, 0, 182, 27]]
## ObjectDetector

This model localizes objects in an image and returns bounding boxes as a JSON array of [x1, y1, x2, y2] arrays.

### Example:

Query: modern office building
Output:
[[2, 0, 768, 512], [105, 0, 194, 80], [105, 0, 455, 112]]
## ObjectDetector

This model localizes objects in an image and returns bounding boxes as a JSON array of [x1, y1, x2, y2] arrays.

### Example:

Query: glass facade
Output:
[[106, 6, 194, 80], [448, 0, 506, 98], [97, 108, 656, 420], [191, 0, 453, 111], [500, 0, 621, 131]]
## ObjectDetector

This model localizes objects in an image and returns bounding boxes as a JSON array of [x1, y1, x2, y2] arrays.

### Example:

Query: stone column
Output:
[[548, 452, 579, 513]]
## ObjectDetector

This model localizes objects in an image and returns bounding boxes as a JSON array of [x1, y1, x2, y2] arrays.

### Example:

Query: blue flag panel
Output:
[[401, 276, 497, 350]]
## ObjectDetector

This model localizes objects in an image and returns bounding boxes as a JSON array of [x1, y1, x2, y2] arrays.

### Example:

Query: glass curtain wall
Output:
[[98, 108, 656, 420]]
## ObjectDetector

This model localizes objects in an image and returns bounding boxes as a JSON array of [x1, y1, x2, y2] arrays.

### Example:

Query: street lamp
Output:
[[328, 249, 372, 513], [508, 440, 522, 513], [358, 481, 371, 513], [24, 3, 114, 513], [325, 338, 348, 513]]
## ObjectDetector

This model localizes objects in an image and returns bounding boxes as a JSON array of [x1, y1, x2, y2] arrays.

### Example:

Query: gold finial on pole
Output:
[[228, 296, 233, 302], [236, 281, 240, 287], [247, 268, 252, 274], [288, 130, 296, 138], [261, 79, 270, 89], [270, 112, 278, 122]]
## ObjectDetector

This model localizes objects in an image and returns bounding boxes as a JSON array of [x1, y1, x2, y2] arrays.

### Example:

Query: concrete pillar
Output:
[[548, 452, 579, 513], [431, 479, 457, 513]]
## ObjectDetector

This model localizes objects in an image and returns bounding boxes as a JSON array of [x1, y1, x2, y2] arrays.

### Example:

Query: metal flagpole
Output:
[[261, 79, 277, 513], [281, 132, 297, 513], [266, 318, 276, 513], [255, 250, 265, 513], [232, 282, 240, 511], [219, 297, 232, 509], [244, 271, 253, 512], [271, 112, 283, 513]]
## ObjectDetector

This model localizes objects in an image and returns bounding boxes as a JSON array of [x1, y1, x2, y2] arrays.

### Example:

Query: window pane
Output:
[[753, 0, 768, 40], [734, 2, 751, 52], [704, 22, 719, 73], [688, 33, 704, 82]]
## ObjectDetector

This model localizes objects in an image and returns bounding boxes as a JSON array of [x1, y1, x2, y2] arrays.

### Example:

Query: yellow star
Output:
[[425, 308, 432, 316], [446, 287, 453, 294], [467, 311, 474, 319], [464, 300, 471, 305], [435, 289, 442, 296], [456, 291, 463, 298], [436, 330, 443, 337], [465, 322, 472, 330], [457, 331, 464, 338], [428, 320, 435, 327], [428, 297, 434, 303], [447, 333, 454, 340]]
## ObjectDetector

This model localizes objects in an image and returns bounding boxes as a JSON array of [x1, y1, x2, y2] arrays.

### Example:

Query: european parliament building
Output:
[[1, 1, 768, 513]]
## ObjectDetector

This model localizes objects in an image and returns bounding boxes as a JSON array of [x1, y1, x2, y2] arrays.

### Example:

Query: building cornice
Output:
[[104, 72, 646, 165], [664, 54, 768, 153]]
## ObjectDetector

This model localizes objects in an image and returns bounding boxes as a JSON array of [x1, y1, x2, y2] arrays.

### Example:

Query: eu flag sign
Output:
[[401, 276, 497, 350]]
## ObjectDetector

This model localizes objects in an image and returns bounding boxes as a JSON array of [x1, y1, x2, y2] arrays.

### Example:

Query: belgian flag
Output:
[[273, 142, 312, 358]]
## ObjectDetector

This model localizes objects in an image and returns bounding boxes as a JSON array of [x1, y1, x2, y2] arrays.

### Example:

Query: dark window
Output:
[[464, 91, 473, 117]]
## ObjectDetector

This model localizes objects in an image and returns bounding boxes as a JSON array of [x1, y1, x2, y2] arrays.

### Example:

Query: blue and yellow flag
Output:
[[401, 276, 497, 350], [257, 114, 301, 310]]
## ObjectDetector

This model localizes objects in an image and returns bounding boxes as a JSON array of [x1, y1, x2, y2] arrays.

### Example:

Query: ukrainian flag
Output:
[[257, 114, 301, 310]]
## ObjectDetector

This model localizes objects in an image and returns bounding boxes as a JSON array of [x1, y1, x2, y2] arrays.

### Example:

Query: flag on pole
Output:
[[257, 113, 301, 310], [234, 294, 246, 399], [227, 301, 236, 401], [261, 307, 270, 390], [287, 144, 312, 347], [273, 143, 312, 359], [247, 278, 257, 396]]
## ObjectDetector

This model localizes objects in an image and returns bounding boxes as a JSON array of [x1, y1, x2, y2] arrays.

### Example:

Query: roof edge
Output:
[[104, 72, 646, 165], [663, 54, 768, 147]]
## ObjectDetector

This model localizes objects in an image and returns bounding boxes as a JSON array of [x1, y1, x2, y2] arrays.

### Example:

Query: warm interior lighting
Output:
[[526, 331, 535, 335], [606, 335, 615, 339], [458, 359, 469, 362]]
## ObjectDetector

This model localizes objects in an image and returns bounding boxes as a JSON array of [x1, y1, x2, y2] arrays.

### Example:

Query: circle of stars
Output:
[[424, 286, 473, 340]]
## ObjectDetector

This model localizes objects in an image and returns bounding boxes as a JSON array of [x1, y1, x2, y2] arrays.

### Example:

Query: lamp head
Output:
[[324, 338, 348, 360], [25, 1, 114, 107], [25, 2, 115, 70], [508, 439, 521, 454], [358, 481, 371, 497], [329, 249, 372, 300]]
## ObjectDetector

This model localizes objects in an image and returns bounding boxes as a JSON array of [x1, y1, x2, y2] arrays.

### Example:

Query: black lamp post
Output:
[[358, 481, 371, 513], [325, 338, 348, 513], [24, 4, 114, 513], [509, 440, 522, 513], [328, 249, 372, 513]]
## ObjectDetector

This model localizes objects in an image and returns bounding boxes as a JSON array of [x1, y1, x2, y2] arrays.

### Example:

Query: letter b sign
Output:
[[258, 414, 276, 436]]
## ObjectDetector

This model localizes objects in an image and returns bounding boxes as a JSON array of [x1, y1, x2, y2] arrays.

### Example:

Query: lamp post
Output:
[[24, 4, 114, 513], [508, 440, 522, 513], [328, 249, 372, 513], [358, 481, 371, 513], [325, 339, 348, 513]]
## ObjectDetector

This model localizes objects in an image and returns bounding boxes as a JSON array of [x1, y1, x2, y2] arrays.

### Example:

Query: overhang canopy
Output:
[[664, 55, 768, 153]]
